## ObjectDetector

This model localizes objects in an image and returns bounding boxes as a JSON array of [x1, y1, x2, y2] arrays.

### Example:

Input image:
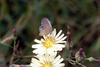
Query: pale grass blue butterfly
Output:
[[39, 18, 52, 36]]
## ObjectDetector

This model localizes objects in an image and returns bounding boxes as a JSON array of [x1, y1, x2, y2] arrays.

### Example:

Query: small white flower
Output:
[[30, 54, 65, 67], [32, 29, 67, 55]]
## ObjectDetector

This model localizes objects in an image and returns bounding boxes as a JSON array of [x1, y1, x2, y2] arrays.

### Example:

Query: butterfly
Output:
[[39, 18, 52, 36]]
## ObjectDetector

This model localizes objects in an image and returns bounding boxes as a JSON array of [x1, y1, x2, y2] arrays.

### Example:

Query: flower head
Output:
[[30, 54, 65, 67], [32, 29, 67, 55]]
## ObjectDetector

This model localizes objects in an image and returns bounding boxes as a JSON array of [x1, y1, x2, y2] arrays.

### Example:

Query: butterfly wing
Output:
[[39, 18, 52, 36]]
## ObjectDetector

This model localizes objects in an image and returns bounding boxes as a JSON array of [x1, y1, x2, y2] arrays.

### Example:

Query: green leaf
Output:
[[0, 42, 11, 54]]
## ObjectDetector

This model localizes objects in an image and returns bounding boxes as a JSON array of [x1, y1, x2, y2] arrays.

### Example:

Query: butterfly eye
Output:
[[39, 18, 52, 36]]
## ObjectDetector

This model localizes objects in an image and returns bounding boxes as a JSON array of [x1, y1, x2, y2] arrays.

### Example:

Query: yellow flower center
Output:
[[43, 36, 55, 48], [41, 63, 52, 67]]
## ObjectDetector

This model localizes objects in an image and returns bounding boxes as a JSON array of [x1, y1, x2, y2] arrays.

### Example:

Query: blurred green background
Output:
[[0, 0, 100, 67]]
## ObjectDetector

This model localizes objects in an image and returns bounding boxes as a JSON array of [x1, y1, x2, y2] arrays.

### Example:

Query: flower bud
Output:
[[75, 48, 86, 62]]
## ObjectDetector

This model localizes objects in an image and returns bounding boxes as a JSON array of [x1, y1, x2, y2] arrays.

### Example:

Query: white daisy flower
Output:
[[30, 54, 65, 67], [32, 29, 67, 55]]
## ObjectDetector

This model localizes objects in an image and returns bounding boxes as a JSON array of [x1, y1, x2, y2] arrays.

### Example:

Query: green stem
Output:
[[10, 37, 16, 65]]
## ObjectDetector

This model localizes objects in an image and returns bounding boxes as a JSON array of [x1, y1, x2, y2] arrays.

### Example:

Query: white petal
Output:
[[51, 29, 56, 37], [43, 35, 46, 39], [57, 34, 64, 40], [33, 48, 46, 55], [34, 39, 41, 43], [57, 58, 64, 64], [32, 44, 42, 48], [56, 30, 62, 38], [31, 58, 40, 67], [60, 36, 67, 41], [56, 41, 66, 43], [41, 39, 44, 42], [54, 55, 61, 63], [54, 44, 65, 51]]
